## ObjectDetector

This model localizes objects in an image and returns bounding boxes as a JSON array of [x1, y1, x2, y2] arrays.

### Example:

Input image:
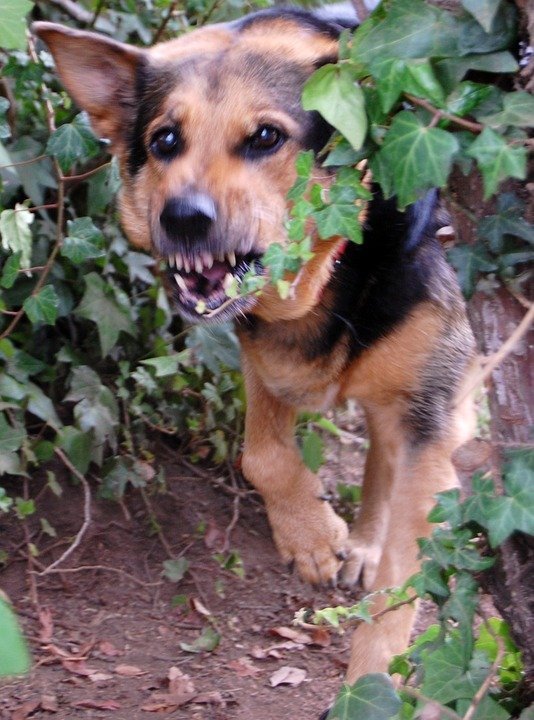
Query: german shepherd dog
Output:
[[34, 6, 476, 687]]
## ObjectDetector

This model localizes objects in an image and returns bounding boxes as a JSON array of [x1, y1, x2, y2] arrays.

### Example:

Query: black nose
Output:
[[160, 193, 216, 241]]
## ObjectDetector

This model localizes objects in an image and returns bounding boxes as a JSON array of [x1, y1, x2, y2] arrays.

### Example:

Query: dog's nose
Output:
[[160, 193, 216, 240]]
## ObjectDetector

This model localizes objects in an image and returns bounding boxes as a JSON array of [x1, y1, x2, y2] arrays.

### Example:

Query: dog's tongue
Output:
[[201, 259, 228, 282]]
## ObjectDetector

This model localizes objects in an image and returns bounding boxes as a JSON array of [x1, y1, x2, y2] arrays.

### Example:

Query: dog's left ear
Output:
[[32, 22, 145, 147]]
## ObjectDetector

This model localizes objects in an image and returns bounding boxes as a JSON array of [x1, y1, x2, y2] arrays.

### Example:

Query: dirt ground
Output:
[[0, 413, 370, 720]]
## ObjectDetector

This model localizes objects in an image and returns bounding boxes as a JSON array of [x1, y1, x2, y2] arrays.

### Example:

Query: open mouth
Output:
[[166, 249, 263, 320]]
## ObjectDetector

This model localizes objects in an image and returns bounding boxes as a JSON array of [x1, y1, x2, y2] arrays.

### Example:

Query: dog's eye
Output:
[[244, 125, 285, 156], [150, 127, 182, 159]]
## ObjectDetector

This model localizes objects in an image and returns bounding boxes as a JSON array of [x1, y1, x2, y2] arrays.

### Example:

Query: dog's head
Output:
[[34, 9, 356, 323]]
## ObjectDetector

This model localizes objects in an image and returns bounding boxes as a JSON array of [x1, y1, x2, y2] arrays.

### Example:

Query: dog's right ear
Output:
[[32, 22, 145, 147]]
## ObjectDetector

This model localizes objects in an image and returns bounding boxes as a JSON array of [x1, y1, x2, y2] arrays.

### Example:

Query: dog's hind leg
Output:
[[240, 356, 348, 586]]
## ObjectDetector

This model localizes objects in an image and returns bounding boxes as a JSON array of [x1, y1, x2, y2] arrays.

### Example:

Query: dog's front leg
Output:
[[241, 356, 348, 585]]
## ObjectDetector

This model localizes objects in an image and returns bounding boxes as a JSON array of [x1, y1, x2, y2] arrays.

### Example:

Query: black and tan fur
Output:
[[34, 8, 476, 685]]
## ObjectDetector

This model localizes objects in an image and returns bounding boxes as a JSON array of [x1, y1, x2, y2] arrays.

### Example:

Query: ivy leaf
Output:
[[377, 111, 459, 208], [352, 0, 458, 65], [0, 251, 21, 289], [478, 199, 534, 253], [75, 272, 136, 357], [0, 203, 34, 269], [486, 449, 534, 546], [301, 430, 324, 472], [313, 202, 363, 244], [179, 626, 220, 654], [421, 635, 476, 703], [461, 0, 503, 33], [57, 426, 93, 475], [467, 127, 526, 198], [0, 413, 25, 453], [445, 82, 492, 118], [61, 217, 105, 264], [435, 52, 518, 93], [0, 97, 10, 140], [263, 243, 289, 282], [0, 598, 31, 676], [479, 91, 534, 129], [163, 557, 190, 583], [448, 243, 497, 298], [46, 113, 100, 172], [0, 0, 34, 51], [302, 64, 367, 151], [327, 673, 401, 720], [23, 285, 59, 326]]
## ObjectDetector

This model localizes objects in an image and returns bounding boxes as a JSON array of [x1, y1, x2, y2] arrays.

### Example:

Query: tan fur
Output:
[[34, 15, 476, 687]]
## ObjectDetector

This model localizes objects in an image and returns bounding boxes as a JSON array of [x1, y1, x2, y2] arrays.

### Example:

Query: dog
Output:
[[34, 6, 476, 686]]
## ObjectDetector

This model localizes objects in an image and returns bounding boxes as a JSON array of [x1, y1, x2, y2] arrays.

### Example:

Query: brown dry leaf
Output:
[[72, 699, 121, 710], [61, 659, 99, 677], [228, 657, 262, 678], [191, 597, 211, 617], [11, 699, 40, 720], [193, 691, 225, 705], [89, 671, 114, 683], [249, 645, 283, 660], [269, 626, 312, 644], [168, 666, 196, 697], [40, 693, 58, 712], [98, 640, 121, 657], [310, 627, 331, 647], [114, 664, 147, 677], [203, 518, 225, 550], [38, 608, 54, 644], [269, 666, 307, 687]]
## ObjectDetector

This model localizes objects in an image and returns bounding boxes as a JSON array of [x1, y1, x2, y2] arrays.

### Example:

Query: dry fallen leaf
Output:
[[228, 657, 262, 677], [98, 640, 121, 657], [269, 666, 307, 688], [168, 666, 196, 697], [40, 693, 58, 712], [191, 597, 211, 617], [71, 699, 121, 710], [11, 699, 40, 720], [61, 659, 100, 677], [310, 627, 331, 647], [88, 671, 114, 683], [269, 626, 313, 644], [193, 691, 225, 705], [38, 608, 54, 644], [114, 664, 147, 677], [249, 645, 282, 660]]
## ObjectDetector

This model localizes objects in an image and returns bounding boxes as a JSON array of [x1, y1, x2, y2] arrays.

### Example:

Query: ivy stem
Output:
[[463, 638, 504, 720], [404, 93, 484, 134], [0, 154, 49, 169], [152, 0, 180, 44]]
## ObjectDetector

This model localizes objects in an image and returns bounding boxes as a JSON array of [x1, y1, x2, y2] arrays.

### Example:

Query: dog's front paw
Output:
[[340, 538, 383, 590], [267, 499, 349, 585]]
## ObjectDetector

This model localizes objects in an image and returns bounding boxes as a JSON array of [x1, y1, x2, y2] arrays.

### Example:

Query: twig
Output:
[[63, 161, 111, 183], [404, 93, 484, 134], [37, 448, 92, 576], [463, 632, 505, 720], [32, 564, 162, 587], [454, 301, 534, 407], [153, 0, 180, 44], [0, 154, 49, 169]]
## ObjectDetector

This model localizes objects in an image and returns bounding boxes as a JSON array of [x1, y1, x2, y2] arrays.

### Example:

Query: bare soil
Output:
[[0, 417, 368, 720]]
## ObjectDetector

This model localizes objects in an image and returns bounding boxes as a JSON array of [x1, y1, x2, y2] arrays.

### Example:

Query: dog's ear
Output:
[[32, 22, 144, 146]]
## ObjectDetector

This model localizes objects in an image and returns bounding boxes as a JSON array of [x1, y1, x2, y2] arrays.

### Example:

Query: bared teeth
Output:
[[223, 272, 234, 291], [174, 273, 187, 292], [183, 257, 190, 273], [227, 251, 236, 267], [168, 255, 175, 268], [175, 253, 183, 271], [195, 256, 203, 274], [203, 253, 214, 269]]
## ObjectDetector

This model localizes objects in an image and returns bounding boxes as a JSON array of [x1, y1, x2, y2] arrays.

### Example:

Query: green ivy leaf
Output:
[[263, 243, 290, 283], [0, 97, 11, 140], [0, 413, 25, 453], [163, 557, 190, 583], [301, 430, 324, 472], [141, 353, 188, 377], [179, 626, 220, 654], [61, 217, 105, 264], [23, 285, 59, 326], [461, 0, 503, 33], [57, 426, 93, 475], [302, 64, 367, 151], [0, 598, 31, 676], [75, 272, 136, 357], [445, 82, 492, 118], [0, 251, 21, 289], [421, 634, 477, 703], [327, 673, 401, 720], [46, 113, 100, 172], [486, 449, 534, 546], [377, 111, 459, 208], [467, 127, 526, 198], [448, 244, 497, 298], [435, 52, 518, 94], [479, 91, 534, 129], [0, 204, 34, 269], [0, 0, 34, 51], [313, 202, 363, 244]]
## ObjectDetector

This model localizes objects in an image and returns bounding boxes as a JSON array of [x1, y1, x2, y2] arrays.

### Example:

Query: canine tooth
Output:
[[227, 251, 236, 267], [195, 256, 203, 274], [174, 274, 187, 292], [184, 257, 190, 273], [223, 272, 234, 290], [204, 253, 214, 269], [168, 255, 175, 268], [175, 253, 183, 270]]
